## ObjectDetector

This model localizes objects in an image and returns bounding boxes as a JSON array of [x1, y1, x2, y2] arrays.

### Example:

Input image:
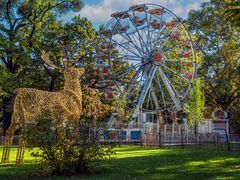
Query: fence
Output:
[[1, 123, 240, 151], [100, 123, 240, 148]]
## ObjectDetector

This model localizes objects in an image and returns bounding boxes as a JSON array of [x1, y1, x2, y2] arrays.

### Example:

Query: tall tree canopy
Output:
[[0, 0, 83, 73], [0, 0, 123, 132], [225, 0, 240, 29], [187, 0, 240, 120], [0, 0, 84, 131]]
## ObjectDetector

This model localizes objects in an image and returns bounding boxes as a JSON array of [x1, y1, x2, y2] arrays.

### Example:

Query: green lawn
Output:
[[0, 145, 240, 179]]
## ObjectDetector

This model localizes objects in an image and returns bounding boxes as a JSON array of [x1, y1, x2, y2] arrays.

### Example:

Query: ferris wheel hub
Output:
[[152, 52, 165, 66]]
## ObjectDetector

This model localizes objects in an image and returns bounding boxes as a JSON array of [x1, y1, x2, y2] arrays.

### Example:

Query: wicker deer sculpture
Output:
[[1, 51, 85, 164]]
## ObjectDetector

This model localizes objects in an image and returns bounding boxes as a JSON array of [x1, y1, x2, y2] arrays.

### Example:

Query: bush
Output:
[[24, 118, 114, 176]]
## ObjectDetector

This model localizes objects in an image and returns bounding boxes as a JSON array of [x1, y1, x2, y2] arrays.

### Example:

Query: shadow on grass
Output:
[[80, 147, 240, 180], [0, 146, 240, 180], [0, 163, 38, 180]]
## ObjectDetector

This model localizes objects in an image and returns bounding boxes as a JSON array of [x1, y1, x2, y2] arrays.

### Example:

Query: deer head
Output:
[[41, 50, 85, 80]]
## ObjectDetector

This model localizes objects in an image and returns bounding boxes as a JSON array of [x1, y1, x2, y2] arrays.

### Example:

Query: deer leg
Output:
[[70, 120, 79, 144], [1, 123, 19, 163], [16, 134, 26, 164], [54, 109, 67, 141]]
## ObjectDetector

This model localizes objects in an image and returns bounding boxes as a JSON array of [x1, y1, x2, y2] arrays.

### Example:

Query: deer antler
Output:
[[41, 50, 61, 69]]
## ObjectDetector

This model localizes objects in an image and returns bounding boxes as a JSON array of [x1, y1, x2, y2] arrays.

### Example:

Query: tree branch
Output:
[[5, 1, 13, 29]]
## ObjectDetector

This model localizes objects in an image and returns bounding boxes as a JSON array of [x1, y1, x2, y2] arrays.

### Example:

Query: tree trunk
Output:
[[2, 97, 12, 135], [48, 77, 56, 91], [194, 122, 198, 135]]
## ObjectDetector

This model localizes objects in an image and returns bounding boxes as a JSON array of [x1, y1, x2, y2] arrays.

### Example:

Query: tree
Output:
[[24, 116, 114, 175], [0, 0, 82, 73], [38, 15, 97, 90], [225, 0, 240, 29], [0, 4, 116, 173], [38, 16, 115, 121], [184, 78, 205, 127], [81, 86, 113, 121], [0, 0, 83, 131], [187, 0, 240, 120], [112, 95, 133, 123]]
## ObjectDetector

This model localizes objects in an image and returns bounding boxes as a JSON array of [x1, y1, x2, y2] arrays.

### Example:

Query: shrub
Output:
[[24, 118, 114, 176]]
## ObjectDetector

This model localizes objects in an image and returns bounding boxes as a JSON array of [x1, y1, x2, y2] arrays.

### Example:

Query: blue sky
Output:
[[66, 0, 209, 29]]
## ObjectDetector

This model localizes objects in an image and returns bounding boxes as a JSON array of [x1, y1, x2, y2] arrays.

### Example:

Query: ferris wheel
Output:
[[96, 3, 196, 117]]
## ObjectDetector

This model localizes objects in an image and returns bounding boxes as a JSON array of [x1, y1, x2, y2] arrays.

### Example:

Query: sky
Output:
[[65, 0, 209, 29]]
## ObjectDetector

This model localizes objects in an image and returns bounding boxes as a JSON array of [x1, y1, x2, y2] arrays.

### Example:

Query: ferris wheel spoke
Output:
[[118, 32, 145, 56], [161, 65, 192, 92], [144, 10, 153, 53], [151, 13, 165, 45], [154, 23, 180, 49], [116, 62, 147, 79], [152, 27, 168, 47], [150, 84, 160, 109], [153, 9, 170, 44], [160, 68, 182, 99], [127, 25, 149, 35], [160, 23, 180, 48], [141, 28, 152, 54], [146, 90, 151, 109], [146, 29, 154, 54], [162, 64, 191, 83], [151, 17, 169, 45], [140, 26, 152, 55], [162, 45, 179, 53], [131, 32, 147, 54], [158, 67, 181, 110], [111, 39, 142, 58], [129, 30, 146, 55], [126, 67, 144, 94], [120, 42, 143, 57], [128, 16, 146, 53], [113, 55, 142, 62], [125, 33, 146, 56], [128, 15, 151, 55], [147, 29, 154, 52], [154, 75, 167, 108], [112, 18, 142, 52], [165, 59, 195, 64], [115, 51, 143, 60], [146, 91, 155, 110]]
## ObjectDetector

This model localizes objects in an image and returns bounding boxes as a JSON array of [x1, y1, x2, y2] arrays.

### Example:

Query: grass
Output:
[[0, 145, 240, 179]]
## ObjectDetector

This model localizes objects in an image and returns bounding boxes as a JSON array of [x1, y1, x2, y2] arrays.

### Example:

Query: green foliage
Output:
[[184, 78, 205, 125], [187, 0, 240, 118], [24, 117, 114, 176], [0, 0, 83, 69], [81, 86, 113, 120], [40, 15, 96, 64], [225, 0, 240, 29], [0, 0, 84, 130], [113, 95, 133, 122]]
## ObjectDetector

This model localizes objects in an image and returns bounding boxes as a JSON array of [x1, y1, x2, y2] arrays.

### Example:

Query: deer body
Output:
[[1, 65, 85, 164], [12, 88, 82, 124]]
